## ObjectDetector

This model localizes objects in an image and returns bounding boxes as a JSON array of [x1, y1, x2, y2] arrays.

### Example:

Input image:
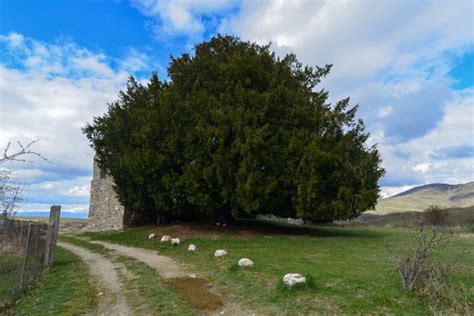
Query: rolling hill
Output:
[[374, 181, 474, 214]]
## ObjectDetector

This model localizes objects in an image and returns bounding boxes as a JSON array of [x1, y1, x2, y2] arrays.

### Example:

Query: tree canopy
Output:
[[83, 35, 384, 225]]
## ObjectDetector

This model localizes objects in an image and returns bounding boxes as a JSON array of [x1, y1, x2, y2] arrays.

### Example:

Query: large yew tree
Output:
[[84, 35, 384, 225]]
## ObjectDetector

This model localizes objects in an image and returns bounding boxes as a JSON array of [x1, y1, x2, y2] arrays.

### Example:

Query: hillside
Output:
[[374, 181, 474, 214]]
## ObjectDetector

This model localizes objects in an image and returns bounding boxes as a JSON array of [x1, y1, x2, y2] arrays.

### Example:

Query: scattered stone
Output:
[[161, 235, 171, 242], [283, 273, 306, 287], [188, 244, 197, 251], [256, 214, 305, 225], [148, 233, 156, 239], [238, 258, 254, 267], [188, 273, 197, 278], [214, 249, 227, 257], [171, 238, 180, 245]]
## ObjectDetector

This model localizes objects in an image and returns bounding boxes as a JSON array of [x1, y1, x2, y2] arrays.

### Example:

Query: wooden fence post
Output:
[[20, 222, 32, 288], [44, 205, 61, 267]]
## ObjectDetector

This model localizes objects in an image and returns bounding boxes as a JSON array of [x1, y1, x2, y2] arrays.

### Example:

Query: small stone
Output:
[[188, 244, 197, 251], [214, 249, 227, 257], [238, 258, 254, 267], [161, 235, 171, 242], [148, 233, 156, 239], [171, 238, 180, 245], [283, 273, 306, 287], [188, 273, 197, 278]]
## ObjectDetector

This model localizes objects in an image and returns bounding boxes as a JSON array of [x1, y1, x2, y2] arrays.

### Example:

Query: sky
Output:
[[0, 0, 473, 218]]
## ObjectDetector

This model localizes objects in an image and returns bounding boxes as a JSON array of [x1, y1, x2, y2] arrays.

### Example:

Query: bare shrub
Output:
[[423, 205, 449, 227], [0, 171, 24, 218], [387, 225, 473, 313], [0, 140, 48, 218], [387, 224, 447, 290]]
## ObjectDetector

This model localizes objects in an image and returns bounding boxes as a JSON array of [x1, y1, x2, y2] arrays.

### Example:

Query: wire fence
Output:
[[0, 216, 49, 308]]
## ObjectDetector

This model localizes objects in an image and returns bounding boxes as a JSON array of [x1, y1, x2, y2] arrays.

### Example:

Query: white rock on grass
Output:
[[161, 235, 171, 242], [188, 244, 197, 251], [283, 273, 306, 287], [238, 258, 254, 267], [171, 238, 180, 245], [148, 233, 156, 239], [214, 249, 227, 257]]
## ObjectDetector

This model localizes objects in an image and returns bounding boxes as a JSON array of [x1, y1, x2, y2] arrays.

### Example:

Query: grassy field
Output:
[[82, 221, 474, 315], [14, 216, 88, 232], [9, 247, 97, 315]]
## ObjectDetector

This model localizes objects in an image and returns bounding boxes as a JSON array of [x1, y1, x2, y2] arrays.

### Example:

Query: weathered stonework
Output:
[[86, 158, 125, 231]]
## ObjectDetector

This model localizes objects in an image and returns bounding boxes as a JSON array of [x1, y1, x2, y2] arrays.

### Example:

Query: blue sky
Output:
[[0, 0, 473, 217]]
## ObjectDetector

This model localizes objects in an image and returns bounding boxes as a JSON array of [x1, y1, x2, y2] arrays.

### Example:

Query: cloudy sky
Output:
[[1, 0, 473, 217]]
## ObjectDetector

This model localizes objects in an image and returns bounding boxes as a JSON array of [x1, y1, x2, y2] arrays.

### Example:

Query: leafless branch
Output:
[[0, 170, 24, 218], [386, 224, 447, 291], [0, 139, 50, 164]]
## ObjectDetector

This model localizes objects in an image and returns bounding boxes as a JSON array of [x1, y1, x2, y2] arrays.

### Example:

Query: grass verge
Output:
[[0, 255, 22, 308], [8, 247, 97, 315]]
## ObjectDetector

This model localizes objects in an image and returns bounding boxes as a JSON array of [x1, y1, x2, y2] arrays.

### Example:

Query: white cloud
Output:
[[224, 0, 473, 187], [413, 163, 432, 174], [64, 185, 90, 197], [375, 88, 474, 186], [17, 203, 89, 214], [130, 0, 238, 42], [229, 1, 472, 91], [0, 33, 137, 176], [41, 183, 55, 189], [380, 185, 416, 199], [70, 55, 114, 77], [0, 33, 25, 49], [119, 47, 150, 72], [377, 105, 392, 118], [0, 32, 157, 216]]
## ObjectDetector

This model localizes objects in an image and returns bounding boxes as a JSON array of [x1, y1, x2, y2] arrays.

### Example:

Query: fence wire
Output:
[[0, 217, 48, 308]]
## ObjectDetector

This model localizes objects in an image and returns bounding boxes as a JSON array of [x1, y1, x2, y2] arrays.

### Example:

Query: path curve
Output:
[[58, 242, 132, 316], [89, 240, 253, 316]]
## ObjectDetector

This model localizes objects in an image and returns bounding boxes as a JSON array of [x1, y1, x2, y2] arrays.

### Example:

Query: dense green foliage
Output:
[[83, 35, 384, 223]]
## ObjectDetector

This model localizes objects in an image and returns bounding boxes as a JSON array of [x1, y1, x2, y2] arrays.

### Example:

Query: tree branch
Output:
[[0, 140, 50, 164]]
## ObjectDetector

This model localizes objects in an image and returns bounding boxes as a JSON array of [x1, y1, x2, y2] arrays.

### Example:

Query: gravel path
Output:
[[58, 242, 132, 316], [90, 240, 185, 278], [89, 240, 252, 316]]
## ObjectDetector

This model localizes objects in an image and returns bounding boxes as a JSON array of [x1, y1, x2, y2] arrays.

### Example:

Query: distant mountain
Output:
[[374, 181, 474, 214], [16, 211, 88, 219]]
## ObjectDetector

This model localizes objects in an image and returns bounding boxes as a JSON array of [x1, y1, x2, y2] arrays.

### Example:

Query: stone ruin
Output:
[[86, 158, 125, 231]]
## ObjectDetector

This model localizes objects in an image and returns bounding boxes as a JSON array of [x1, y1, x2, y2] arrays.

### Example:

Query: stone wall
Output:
[[86, 159, 125, 231]]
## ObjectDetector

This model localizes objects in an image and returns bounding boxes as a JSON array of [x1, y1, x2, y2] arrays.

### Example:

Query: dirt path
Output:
[[89, 241, 185, 278], [89, 240, 252, 316], [58, 242, 132, 316]]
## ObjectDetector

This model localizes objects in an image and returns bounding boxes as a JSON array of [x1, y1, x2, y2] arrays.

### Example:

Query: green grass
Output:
[[0, 255, 22, 307], [60, 235, 196, 315], [9, 247, 97, 315], [81, 222, 474, 314]]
